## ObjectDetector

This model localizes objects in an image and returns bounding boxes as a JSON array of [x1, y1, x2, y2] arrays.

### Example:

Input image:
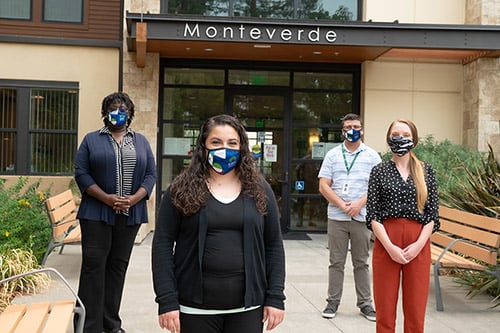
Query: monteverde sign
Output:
[[183, 23, 337, 44], [129, 13, 500, 50]]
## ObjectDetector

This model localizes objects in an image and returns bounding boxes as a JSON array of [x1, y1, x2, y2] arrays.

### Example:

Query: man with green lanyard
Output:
[[318, 113, 381, 321]]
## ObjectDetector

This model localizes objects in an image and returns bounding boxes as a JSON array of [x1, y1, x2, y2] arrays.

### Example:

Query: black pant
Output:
[[77, 216, 140, 333], [180, 307, 264, 333]]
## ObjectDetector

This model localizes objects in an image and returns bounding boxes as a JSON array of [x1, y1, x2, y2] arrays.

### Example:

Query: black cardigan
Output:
[[152, 180, 286, 315]]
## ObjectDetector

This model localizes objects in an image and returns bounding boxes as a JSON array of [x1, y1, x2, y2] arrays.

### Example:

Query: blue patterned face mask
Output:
[[344, 128, 362, 142], [108, 107, 128, 127], [388, 136, 414, 156], [207, 148, 240, 175]]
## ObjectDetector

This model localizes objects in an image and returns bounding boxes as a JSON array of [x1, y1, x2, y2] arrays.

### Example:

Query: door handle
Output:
[[278, 171, 288, 184]]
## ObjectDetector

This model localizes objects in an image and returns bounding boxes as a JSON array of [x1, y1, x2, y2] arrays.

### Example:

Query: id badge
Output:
[[342, 183, 349, 195]]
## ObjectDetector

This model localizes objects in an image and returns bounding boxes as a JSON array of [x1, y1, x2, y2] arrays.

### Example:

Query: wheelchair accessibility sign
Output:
[[295, 180, 305, 191]]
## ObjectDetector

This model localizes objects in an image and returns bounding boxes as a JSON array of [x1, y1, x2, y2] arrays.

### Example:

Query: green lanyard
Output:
[[342, 145, 360, 175]]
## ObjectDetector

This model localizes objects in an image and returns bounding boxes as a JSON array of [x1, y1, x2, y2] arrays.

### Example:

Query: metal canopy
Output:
[[126, 13, 500, 67]]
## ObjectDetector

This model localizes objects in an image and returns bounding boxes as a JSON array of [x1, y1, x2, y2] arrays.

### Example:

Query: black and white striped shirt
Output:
[[100, 127, 136, 216]]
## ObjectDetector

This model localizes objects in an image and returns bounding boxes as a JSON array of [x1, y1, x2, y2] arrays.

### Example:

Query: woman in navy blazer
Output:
[[75, 92, 156, 333]]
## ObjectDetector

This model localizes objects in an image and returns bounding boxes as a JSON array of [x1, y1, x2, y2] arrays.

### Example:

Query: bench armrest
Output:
[[0, 267, 86, 333]]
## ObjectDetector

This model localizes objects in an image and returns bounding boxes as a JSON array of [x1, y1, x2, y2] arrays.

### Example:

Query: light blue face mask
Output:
[[344, 128, 362, 142], [207, 148, 240, 175], [108, 107, 128, 127]]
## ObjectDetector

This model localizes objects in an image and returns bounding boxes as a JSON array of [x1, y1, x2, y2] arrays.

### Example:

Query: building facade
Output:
[[1, 0, 499, 236]]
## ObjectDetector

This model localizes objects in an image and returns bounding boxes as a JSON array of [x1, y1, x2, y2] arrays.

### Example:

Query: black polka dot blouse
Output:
[[366, 160, 440, 232]]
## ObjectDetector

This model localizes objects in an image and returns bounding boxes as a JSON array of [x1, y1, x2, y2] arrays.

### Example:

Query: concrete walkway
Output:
[[38, 233, 499, 332]]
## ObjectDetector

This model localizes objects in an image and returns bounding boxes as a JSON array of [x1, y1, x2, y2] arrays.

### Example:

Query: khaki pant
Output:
[[372, 218, 431, 333], [326, 219, 373, 308]]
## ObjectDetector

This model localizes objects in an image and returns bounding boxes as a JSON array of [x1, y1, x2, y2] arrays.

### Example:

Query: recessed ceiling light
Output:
[[254, 44, 271, 49], [313, 51, 322, 55], [204, 48, 213, 52]]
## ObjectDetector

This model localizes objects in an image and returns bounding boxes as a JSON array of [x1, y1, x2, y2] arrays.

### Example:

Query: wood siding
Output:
[[0, 0, 122, 42]]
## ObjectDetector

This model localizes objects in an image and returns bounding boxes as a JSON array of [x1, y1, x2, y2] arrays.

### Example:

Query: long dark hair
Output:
[[170, 114, 267, 216], [100, 92, 135, 127]]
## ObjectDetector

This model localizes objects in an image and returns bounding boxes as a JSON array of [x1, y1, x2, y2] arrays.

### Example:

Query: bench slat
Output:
[[49, 201, 77, 224], [52, 213, 78, 240], [45, 190, 74, 211], [42, 300, 75, 333], [13, 302, 50, 333], [430, 232, 498, 265], [42, 190, 81, 264], [63, 224, 82, 243], [440, 206, 500, 235], [439, 219, 500, 248], [431, 245, 485, 271], [0, 304, 27, 333]]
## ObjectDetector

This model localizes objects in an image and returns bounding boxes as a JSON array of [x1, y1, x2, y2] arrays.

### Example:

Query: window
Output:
[[0, 0, 31, 20], [43, 0, 83, 23], [161, 0, 362, 20], [0, 81, 79, 175], [0, 0, 85, 23]]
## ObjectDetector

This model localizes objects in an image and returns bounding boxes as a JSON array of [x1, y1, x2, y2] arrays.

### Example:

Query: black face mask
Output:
[[388, 136, 414, 156]]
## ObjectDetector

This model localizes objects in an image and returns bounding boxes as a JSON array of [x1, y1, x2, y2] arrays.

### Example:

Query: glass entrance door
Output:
[[229, 92, 289, 230]]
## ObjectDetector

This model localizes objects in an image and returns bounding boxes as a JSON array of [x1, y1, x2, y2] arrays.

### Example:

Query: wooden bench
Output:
[[431, 206, 500, 311], [42, 189, 81, 265], [0, 267, 85, 333]]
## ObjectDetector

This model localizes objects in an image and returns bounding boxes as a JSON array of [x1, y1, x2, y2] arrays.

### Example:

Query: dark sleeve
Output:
[[366, 164, 383, 230], [152, 188, 181, 314], [74, 134, 96, 194], [262, 180, 286, 310], [138, 134, 157, 197], [423, 163, 440, 232]]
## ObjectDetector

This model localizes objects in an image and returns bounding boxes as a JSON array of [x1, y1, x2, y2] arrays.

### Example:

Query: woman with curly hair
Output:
[[152, 114, 286, 333]]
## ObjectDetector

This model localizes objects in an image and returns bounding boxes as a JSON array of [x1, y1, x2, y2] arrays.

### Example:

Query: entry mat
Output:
[[282, 232, 312, 240]]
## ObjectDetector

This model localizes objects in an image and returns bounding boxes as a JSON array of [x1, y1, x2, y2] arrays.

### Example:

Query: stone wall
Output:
[[123, 0, 161, 242], [463, 1, 500, 157]]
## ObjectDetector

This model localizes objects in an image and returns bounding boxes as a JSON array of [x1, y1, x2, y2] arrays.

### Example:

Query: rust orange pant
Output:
[[372, 218, 431, 333]]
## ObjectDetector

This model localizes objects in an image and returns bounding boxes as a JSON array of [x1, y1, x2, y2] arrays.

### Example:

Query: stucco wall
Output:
[[364, 0, 465, 24], [0, 43, 120, 145], [362, 61, 463, 153]]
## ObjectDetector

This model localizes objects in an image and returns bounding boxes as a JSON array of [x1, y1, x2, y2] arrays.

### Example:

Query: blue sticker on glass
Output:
[[295, 180, 305, 191]]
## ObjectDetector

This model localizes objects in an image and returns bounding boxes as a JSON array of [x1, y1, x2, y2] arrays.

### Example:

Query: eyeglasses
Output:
[[108, 106, 128, 113], [342, 125, 362, 131]]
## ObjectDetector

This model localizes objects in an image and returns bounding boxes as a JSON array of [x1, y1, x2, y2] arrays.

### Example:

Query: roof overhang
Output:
[[126, 13, 500, 68]]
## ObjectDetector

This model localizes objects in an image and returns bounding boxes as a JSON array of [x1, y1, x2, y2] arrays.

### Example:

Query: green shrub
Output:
[[0, 177, 52, 264], [440, 145, 499, 218]]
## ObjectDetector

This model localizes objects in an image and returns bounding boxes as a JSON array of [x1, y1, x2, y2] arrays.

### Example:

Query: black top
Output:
[[366, 160, 440, 232], [201, 195, 245, 309]]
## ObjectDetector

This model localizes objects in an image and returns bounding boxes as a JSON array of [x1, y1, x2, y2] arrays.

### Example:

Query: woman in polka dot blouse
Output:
[[366, 119, 439, 333]]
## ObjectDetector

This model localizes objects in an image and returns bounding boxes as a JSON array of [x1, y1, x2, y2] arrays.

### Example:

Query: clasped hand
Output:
[[341, 199, 362, 217], [108, 194, 133, 211], [387, 242, 423, 264]]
